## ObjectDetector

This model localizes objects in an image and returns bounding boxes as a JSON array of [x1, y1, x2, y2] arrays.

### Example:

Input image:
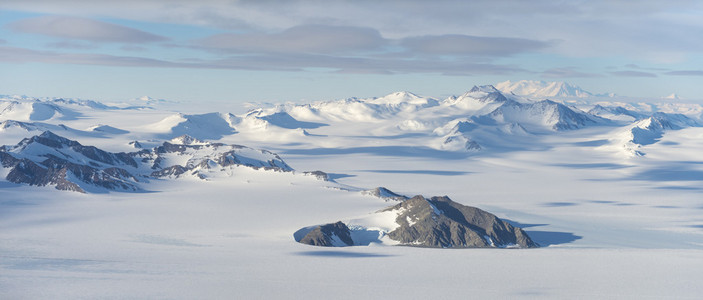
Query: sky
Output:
[[1, 0, 703, 107]]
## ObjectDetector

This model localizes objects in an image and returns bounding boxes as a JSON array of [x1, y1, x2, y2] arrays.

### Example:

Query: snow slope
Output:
[[495, 80, 593, 98], [2, 87, 703, 298]]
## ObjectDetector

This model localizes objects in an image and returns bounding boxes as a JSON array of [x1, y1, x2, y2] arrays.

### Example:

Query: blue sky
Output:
[[1, 0, 702, 106]]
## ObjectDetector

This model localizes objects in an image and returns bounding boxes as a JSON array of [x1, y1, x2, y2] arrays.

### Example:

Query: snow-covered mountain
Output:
[[0, 131, 141, 192], [148, 112, 238, 140], [610, 112, 700, 156], [0, 131, 294, 192], [2, 83, 701, 157], [495, 80, 593, 98]]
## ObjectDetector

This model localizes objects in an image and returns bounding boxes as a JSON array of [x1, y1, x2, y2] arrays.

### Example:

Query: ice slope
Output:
[[0, 100, 67, 121], [148, 112, 238, 140], [606, 112, 701, 156], [487, 99, 600, 131]]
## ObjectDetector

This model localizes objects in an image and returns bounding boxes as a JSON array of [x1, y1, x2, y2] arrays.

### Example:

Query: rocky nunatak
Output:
[[296, 195, 538, 249]]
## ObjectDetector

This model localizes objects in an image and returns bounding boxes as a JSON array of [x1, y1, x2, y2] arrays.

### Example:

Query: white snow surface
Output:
[[495, 80, 593, 98], [2, 90, 703, 299]]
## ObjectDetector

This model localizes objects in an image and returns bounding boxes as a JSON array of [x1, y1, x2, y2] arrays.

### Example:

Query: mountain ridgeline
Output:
[[0, 131, 293, 193], [2, 82, 700, 156], [296, 195, 538, 249]]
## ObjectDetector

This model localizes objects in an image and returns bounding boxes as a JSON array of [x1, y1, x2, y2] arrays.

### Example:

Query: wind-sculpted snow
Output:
[[0, 132, 294, 192], [0, 100, 68, 121], [609, 112, 701, 156], [151, 113, 238, 140], [238, 108, 327, 130]]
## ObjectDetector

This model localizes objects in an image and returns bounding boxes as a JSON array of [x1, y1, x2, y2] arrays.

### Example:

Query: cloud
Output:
[[665, 70, 703, 76], [0, 46, 180, 68], [3, 1, 703, 59], [0, 46, 525, 76], [196, 24, 551, 58], [609, 71, 657, 78], [542, 67, 602, 78], [198, 25, 386, 54], [400, 35, 551, 56], [7, 15, 168, 43], [45, 41, 97, 50]]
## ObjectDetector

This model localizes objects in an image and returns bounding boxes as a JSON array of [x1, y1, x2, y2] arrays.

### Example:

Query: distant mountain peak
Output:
[[495, 80, 592, 98], [169, 134, 207, 145], [27, 130, 75, 147], [469, 85, 500, 93], [664, 93, 680, 100]]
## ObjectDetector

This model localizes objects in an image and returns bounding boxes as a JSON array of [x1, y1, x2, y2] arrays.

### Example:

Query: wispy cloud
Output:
[[542, 67, 602, 78], [198, 25, 386, 54], [197, 25, 552, 58], [609, 71, 657, 78], [0, 46, 526, 75], [400, 35, 551, 57], [0, 46, 179, 68], [45, 41, 97, 50], [665, 70, 703, 76], [7, 16, 168, 43]]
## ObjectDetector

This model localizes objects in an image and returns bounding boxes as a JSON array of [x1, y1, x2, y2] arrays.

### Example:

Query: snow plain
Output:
[[2, 85, 703, 299]]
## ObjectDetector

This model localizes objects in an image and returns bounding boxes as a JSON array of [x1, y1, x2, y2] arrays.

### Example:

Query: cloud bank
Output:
[[7, 15, 168, 43]]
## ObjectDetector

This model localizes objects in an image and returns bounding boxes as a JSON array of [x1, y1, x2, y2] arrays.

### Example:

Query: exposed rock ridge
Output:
[[0, 131, 294, 192], [297, 194, 537, 249], [298, 222, 353, 247], [385, 195, 537, 248]]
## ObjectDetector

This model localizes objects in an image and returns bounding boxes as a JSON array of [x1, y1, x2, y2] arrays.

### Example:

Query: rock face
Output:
[[296, 195, 537, 249], [0, 131, 140, 193], [362, 187, 408, 201], [0, 131, 294, 192], [384, 196, 537, 248], [302, 170, 329, 181], [141, 135, 293, 178], [298, 222, 354, 247]]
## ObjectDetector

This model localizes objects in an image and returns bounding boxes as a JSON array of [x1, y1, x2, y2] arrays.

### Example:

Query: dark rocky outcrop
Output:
[[303, 170, 329, 181], [298, 222, 353, 247], [384, 195, 537, 248], [362, 187, 408, 201], [296, 195, 537, 249]]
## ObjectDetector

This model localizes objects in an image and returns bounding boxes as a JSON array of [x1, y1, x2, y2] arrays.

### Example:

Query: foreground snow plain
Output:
[[2, 84, 703, 298]]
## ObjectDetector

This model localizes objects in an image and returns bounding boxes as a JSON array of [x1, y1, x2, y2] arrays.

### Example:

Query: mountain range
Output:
[[0, 131, 292, 193], [3, 82, 701, 160]]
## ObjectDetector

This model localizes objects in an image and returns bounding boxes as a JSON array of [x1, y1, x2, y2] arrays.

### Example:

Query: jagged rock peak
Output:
[[27, 130, 75, 146], [362, 187, 408, 201], [469, 85, 500, 93], [383, 195, 537, 248], [168, 135, 207, 145]]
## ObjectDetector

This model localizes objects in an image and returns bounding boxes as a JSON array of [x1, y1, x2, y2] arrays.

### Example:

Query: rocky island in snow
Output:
[[297, 194, 537, 249]]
